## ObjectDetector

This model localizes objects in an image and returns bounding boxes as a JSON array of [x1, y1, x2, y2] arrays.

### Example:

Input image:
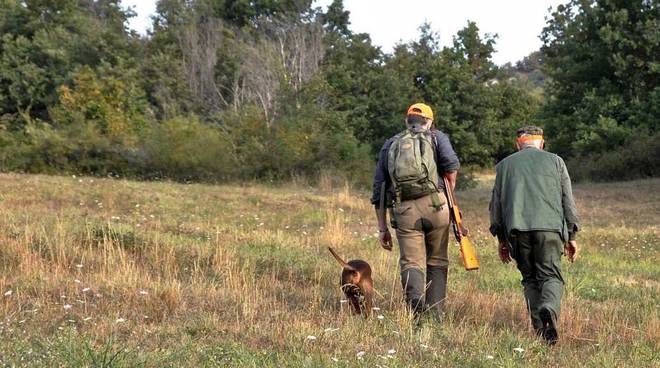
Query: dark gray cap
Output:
[[516, 125, 544, 137]]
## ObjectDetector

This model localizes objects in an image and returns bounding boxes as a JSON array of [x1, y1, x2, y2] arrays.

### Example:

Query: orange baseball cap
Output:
[[406, 103, 433, 121]]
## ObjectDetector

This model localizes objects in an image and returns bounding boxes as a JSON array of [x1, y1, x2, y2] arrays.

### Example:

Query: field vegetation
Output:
[[0, 173, 657, 367]]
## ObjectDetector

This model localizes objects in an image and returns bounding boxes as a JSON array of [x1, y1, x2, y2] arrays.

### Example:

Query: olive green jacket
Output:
[[489, 147, 580, 242]]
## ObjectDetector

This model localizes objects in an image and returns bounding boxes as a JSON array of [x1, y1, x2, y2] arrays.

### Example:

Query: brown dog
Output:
[[328, 247, 373, 317]]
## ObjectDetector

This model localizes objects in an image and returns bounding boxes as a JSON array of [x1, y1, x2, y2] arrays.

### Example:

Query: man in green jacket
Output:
[[489, 126, 580, 345]]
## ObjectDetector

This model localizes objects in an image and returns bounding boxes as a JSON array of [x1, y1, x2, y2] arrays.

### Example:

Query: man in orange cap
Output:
[[372, 103, 460, 321]]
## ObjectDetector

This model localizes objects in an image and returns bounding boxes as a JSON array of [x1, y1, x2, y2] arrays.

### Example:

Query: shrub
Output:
[[143, 117, 236, 181], [567, 133, 660, 182]]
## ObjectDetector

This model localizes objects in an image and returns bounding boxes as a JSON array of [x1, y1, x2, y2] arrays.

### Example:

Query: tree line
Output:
[[0, 0, 657, 185]]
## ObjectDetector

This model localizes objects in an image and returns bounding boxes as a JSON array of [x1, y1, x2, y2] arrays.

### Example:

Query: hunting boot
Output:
[[425, 266, 447, 320], [540, 306, 559, 345], [401, 268, 426, 317]]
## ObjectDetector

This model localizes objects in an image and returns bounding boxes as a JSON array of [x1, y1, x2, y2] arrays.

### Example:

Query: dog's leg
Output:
[[362, 280, 374, 317], [349, 294, 362, 315]]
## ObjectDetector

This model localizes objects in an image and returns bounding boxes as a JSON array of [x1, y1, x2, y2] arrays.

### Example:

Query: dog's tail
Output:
[[328, 247, 356, 271]]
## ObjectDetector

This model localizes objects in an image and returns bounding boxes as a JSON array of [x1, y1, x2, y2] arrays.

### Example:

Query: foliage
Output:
[[143, 117, 236, 180], [0, 0, 656, 183], [566, 132, 660, 182], [51, 66, 153, 141], [498, 51, 548, 100], [541, 0, 659, 161]]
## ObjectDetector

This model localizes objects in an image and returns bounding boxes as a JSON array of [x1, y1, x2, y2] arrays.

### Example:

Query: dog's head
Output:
[[340, 267, 361, 286]]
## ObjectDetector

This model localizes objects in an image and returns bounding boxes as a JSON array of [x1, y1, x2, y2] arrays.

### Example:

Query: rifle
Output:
[[442, 177, 480, 271]]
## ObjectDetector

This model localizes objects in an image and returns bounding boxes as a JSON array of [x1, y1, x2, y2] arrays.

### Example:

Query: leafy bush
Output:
[[143, 117, 236, 181], [567, 133, 660, 182]]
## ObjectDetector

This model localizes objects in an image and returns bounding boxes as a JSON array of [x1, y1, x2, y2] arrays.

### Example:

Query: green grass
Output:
[[0, 173, 658, 367]]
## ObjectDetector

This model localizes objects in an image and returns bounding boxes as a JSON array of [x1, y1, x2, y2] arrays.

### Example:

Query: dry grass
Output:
[[0, 173, 658, 367]]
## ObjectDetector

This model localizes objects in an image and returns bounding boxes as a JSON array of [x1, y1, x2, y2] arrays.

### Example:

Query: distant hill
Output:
[[497, 51, 547, 100]]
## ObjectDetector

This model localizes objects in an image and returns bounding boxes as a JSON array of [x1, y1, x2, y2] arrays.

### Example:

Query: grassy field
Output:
[[0, 173, 658, 367]]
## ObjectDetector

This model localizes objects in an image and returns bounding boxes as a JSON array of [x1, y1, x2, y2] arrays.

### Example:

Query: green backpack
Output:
[[387, 127, 439, 202]]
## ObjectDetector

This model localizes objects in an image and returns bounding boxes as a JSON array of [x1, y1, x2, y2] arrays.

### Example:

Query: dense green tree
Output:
[[541, 0, 659, 157], [0, 0, 138, 126]]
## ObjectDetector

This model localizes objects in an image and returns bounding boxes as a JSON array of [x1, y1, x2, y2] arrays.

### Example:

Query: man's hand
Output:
[[498, 240, 512, 264], [565, 240, 578, 263], [379, 229, 393, 251]]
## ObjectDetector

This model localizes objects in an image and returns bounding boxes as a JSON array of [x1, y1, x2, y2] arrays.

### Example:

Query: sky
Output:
[[120, 0, 564, 65]]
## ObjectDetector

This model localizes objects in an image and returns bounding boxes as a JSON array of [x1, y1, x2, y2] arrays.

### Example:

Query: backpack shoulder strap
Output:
[[431, 129, 448, 187], [431, 129, 439, 164]]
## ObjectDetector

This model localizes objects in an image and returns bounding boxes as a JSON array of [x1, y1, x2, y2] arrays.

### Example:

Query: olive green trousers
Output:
[[509, 231, 564, 332]]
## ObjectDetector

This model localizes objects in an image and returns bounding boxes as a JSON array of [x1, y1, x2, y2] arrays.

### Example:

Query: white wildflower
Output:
[[63, 304, 72, 310], [139, 290, 148, 295], [116, 318, 126, 323], [486, 355, 494, 359], [387, 349, 396, 355], [356, 351, 365, 359], [306, 335, 317, 341], [372, 307, 381, 311], [4, 290, 12, 296], [513, 347, 525, 353], [377, 315, 384, 320], [76, 264, 83, 268]]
